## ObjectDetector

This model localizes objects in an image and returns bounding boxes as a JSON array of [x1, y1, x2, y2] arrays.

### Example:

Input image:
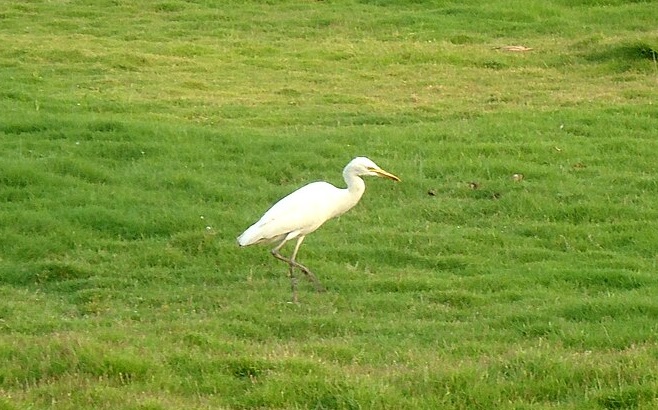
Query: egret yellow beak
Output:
[[372, 168, 401, 182]]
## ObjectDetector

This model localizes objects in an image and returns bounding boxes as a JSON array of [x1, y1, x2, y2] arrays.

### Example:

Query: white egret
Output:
[[237, 157, 400, 302]]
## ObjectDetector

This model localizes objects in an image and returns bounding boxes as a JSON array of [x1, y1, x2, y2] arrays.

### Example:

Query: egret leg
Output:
[[288, 262, 298, 304], [271, 237, 326, 295], [289, 236, 325, 293], [271, 239, 298, 302]]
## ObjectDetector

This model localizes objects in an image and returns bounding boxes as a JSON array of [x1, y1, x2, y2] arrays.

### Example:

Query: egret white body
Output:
[[237, 157, 400, 302]]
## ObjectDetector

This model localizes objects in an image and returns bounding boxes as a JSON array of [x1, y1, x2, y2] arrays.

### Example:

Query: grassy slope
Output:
[[1, 0, 657, 409]]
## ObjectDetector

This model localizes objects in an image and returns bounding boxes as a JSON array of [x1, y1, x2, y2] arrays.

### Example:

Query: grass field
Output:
[[1, 0, 657, 409]]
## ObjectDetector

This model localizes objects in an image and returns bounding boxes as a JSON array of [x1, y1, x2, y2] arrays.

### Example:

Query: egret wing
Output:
[[238, 182, 341, 246]]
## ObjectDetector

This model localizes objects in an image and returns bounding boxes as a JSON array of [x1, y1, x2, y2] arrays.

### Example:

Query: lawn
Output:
[[0, 0, 657, 409]]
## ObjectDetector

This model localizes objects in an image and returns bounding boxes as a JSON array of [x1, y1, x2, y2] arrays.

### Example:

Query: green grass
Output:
[[1, 0, 657, 409]]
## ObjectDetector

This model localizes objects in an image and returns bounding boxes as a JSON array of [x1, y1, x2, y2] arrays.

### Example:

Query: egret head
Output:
[[346, 157, 401, 181]]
